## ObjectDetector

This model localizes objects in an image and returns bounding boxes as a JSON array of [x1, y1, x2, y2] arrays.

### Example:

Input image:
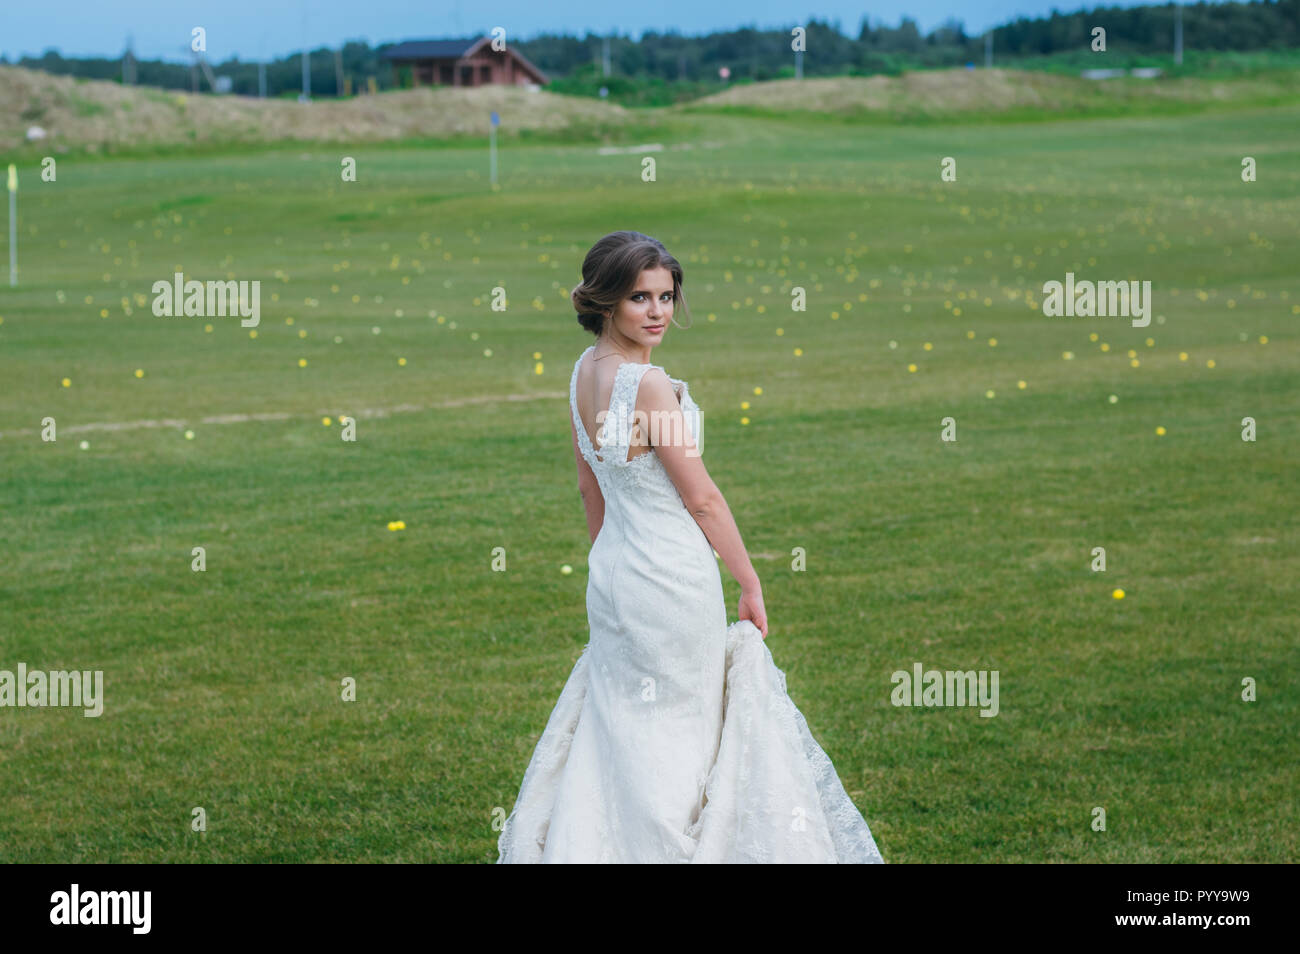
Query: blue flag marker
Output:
[[489, 113, 499, 186]]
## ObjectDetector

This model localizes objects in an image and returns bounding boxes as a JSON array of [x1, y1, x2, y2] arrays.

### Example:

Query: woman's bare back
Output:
[[575, 351, 677, 464]]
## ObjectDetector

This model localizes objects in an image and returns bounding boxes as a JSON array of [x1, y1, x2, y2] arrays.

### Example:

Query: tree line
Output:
[[4, 0, 1297, 97]]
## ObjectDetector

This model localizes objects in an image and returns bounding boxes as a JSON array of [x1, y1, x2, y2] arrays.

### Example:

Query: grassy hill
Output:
[[0, 64, 642, 155], [4, 61, 1300, 157], [686, 66, 1300, 122]]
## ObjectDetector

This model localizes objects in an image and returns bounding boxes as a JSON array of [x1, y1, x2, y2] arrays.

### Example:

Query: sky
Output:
[[3, 0, 1193, 62]]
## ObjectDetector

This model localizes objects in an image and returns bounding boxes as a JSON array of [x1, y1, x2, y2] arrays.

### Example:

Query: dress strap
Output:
[[603, 362, 663, 459]]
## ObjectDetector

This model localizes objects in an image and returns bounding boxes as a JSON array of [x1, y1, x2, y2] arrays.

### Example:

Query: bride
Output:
[[497, 231, 884, 864]]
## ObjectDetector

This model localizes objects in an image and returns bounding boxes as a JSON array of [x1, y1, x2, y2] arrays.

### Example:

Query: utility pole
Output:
[[300, 11, 311, 101], [196, 54, 220, 92], [122, 36, 136, 85], [985, 31, 993, 69], [602, 35, 610, 77], [1174, 3, 1184, 66], [258, 61, 267, 98]]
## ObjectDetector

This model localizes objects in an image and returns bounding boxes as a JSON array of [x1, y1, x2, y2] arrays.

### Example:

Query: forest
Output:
[[6, 0, 1298, 99]]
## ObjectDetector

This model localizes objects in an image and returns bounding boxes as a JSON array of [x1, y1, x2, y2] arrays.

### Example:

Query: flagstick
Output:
[[6, 164, 15, 287], [489, 111, 499, 187]]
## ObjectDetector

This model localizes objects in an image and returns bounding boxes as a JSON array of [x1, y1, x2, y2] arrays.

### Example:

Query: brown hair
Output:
[[571, 231, 691, 336]]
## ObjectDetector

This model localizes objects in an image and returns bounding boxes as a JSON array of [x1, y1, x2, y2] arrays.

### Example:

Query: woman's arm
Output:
[[572, 415, 605, 544], [636, 369, 767, 635]]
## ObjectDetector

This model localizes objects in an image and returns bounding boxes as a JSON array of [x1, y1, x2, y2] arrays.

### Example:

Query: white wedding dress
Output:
[[495, 345, 884, 863]]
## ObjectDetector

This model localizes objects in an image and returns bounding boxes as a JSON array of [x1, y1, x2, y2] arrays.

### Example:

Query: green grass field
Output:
[[1, 103, 1297, 862]]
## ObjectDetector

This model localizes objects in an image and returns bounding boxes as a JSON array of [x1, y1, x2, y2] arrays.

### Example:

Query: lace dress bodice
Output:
[[569, 345, 704, 515]]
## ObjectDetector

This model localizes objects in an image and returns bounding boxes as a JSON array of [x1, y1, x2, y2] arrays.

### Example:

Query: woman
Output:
[[497, 231, 884, 863]]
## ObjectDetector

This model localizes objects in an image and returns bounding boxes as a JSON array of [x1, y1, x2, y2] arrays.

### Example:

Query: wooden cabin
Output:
[[382, 37, 549, 88]]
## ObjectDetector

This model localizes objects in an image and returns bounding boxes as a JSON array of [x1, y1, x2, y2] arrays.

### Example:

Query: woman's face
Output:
[[605, 266, 675, 347]]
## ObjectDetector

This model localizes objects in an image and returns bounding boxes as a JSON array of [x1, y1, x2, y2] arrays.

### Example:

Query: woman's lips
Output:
[[644, 324, 664, 334]]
